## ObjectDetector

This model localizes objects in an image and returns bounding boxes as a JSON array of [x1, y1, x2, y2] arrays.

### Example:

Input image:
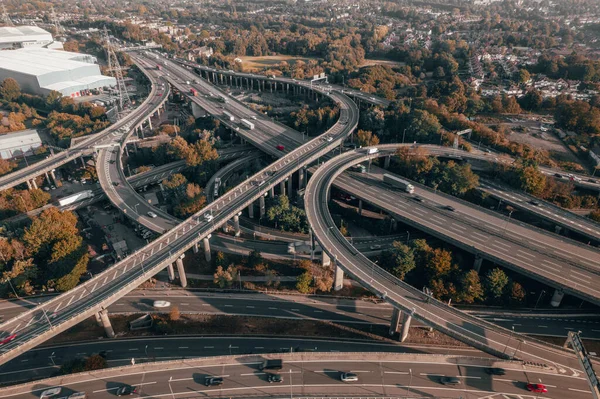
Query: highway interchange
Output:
[[1, 49, 600, 397]]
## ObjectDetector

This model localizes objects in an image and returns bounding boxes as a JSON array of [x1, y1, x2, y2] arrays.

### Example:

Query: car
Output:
[[412, 196, 423, 202], [340, 372, 358, 382], [369, 245, 381, 250], [554, 173, 563, 178], [205, 377, 224, 386], [40, 388, 62, 399], [526, 383, 548, 393], [323, 136, 333, 142], [588, 179, 598, 183], [147, 211, 158, 218], [0, 334, 16, 346], [251, 116, 257, 120], [153, 300, 171, 308], [276, 145, 285, 151], [444, 205, 456, 212], [67, 392, 86, 399], [204, 212, 214, 222], [440, 376, 461, 385], [370, 97, 376, 100], [484, 367, 506, 376], [113, 182, 119, 187], [115, 385, 137, 396], [529, 200, 541, 206], [267, 374, 283, 383], [43, 186, 50, 191]]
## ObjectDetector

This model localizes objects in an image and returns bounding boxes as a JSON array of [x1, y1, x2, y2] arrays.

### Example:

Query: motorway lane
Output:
[[0, 65, 360, 365], [3, 292, 600, 340], [304, 147, 586, 376], [479, 179, 600, 243], [0, 354, 592, 399], [0, 337, 491, 386]]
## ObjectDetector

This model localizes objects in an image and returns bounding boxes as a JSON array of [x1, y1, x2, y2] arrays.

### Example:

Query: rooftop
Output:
[[0, 26, 52, 44], [0, 48, 98, 77]]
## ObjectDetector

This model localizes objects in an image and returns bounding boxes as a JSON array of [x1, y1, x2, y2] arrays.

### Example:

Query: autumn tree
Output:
[[356, 129, 380, 147], [84, 354, 108, 371], [169, 306, 181, 321], [296, 271, 313, 294], [214, 265, 237, 288], [459, 270, 484, 304], [0, 78, 21, 102]]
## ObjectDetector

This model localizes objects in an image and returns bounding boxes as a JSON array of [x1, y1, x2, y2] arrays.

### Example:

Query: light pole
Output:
[[534, 289, 546, 309], [503, 326, 515, 354], [406, 230, 410, 244], [502, 210, 513, 235], [402, 128, 406, 144], [407, 368, 412, 396], [289, 368, 293, 399], [145, 345, 148, 358], [512, 338, 525, 359]]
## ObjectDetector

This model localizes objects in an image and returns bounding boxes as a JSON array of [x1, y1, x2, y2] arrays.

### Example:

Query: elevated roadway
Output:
[[0, 70, 359, 366], [0, 353, 592, 399], [304, 145, 587, 375]]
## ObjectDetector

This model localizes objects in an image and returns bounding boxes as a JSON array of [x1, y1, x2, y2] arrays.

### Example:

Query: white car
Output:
[[251, 116, 257, 120], [340, 372, 358, 382], [204, 213, 214, 222], [147, 211, 158, 218], [40, 388, 62, 399], [153, 300, 171, 308], [324, 136, 333, 142]]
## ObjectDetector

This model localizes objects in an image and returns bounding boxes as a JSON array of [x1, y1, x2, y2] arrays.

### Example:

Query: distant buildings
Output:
[[187, 46, 213, 61], [0, 26, 63, 50], [0, 48, 116, 97], [0, 129, 42, 160]]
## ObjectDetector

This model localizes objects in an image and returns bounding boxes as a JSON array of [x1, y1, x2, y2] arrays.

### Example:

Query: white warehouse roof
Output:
[[0, 129, 42, 160], [0, 48, 116, 97], [0, 26, 52, 45]]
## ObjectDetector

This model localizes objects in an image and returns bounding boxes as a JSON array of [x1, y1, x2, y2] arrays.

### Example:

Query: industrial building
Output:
[[0, 48, 116, 97], [0, 129, 42, 160], [0, 26, 63, 50]]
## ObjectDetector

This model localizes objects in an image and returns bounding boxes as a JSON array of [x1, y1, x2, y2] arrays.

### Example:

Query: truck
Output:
[[241, 119, 255, 130], [366, 147, 379, 155], [383, 174, 415, 194], [58, 190, 94, 207], [258, 359, 283, 371], [213, 177, 221, 198], [351, 164, 367, 173], [190, 88, 198, 96], [223, 111, 234, 122]]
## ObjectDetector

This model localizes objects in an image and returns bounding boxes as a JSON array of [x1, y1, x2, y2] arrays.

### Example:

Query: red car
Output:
[[0, 334, 16, 345], [526, 383, 548, 393], [276, 145, 285, 151]]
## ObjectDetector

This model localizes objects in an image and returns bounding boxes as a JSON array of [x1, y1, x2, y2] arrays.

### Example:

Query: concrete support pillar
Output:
[[309, 229, 315, 262], [400, 313, 412, 342], [550, 289, 565, 307], [322, 251, 331, 267], [233, 214, 241, 237], [193, 243, 199, 254], [167, 263, 175, 281], [287, 176, 293, 199], [50, 169, 57, 185], [279, 181, 286, 197], [98, 309, 115, 338], [147, 118, 153, 130], [473, 256, 483, 273], [298, 168, 305, 189], [384, 156, 391, 169], [259, 195, 266, 218], [30, 179, 37, 189], [390, 308, 401, 335], [248, 202, 254, 218], [26, 180, 32, 190], [176, 255, 187, 288], [80, 156, 86, 168], [334, 265, 344, 291], [203, 236, 211, 262], [45, 171, 51, 186], [269, 187, 275, 198], [358, 199, 363, 216], [94, 312, 103, 326]]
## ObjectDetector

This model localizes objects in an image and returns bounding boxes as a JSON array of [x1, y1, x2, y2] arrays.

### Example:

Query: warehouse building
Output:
[[0, 129, 42, 160], [0, 26, 63, 50], [0, 48, 116, 97]]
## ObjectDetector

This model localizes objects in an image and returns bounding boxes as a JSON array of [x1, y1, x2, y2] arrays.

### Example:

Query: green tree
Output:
[[485, 268, 509, 302], [296, 271, 313, 294], [517, 69, 531, 83], [386, 242, 416, 280], [213, 265, 237, 288], [0, 78, 21, 102], [459, 270, 484, 304], [518, 165, 546, 195]]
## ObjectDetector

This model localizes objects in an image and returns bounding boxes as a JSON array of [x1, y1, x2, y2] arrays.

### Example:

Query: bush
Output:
[[169, 306, 181, 321]]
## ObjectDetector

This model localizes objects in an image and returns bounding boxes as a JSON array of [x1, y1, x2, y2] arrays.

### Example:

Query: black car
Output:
[[115, 386, 137, 396], [205, 377, 224, 387], [113, 182, 119, 186], [484, 367, 506, 376], [589, 179, 598, 184], [444, 205, 455, 212], [554, 173, 563, 178], [440, 376, 460, 385], [267, 374, 283, 383], [412, 196, 424, 202], [529, 200, 540, 206]]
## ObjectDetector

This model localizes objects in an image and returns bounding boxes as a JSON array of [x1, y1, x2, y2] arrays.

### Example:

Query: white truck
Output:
[[383, 174, 415, 194], [241, 119, 255, 130], [58, 190, 94, 207], [366, 147, 379, 154], [223, 111, 235, 121]]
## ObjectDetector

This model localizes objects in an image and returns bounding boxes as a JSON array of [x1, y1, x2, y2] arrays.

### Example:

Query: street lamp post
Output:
[[407, 368, 413, 396], [289, 368, 293, 399], [503, 326, 515, 354], [534, 289, 546, 309], [402, 128, 406, 144], [406, 230, 410, 244], [502, 210, 513, 235]]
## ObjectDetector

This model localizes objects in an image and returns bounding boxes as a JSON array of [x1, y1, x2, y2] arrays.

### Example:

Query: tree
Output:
[[0, 158, 16, 176], [84, 354, 108, 371], [162, 173, 187, 190], [213, 265, 237, 288], [485, 268, 509, 302], [169, 306, 181, 321], [518, 165, 546, 196], [296, 271, 313, 294], [386, 242, 416, 280], [356, 129, 380, 147], [509, 281, 526, 304], [517, 69, 531, 83], [425, 248, 454, 279], [0, 78, 21, 102], [459, 270, 484, 304], [247, 250, 263, 269]]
